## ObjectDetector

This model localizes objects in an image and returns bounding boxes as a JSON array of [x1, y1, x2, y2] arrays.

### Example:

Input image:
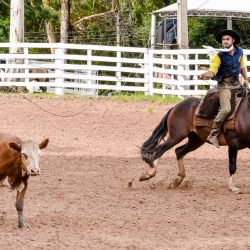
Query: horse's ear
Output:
[[9, 142, 21, 152], [39, 138, 49, 149]]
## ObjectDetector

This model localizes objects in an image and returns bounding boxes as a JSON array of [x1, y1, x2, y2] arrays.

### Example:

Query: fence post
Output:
[[87, 49, 92, 86], [177, 52, 189, 92], [86, 49, 98, 96], [116, 49, 121, 91], [24, 47, 33, 93], [144, 48, 154, 95], [55, 47, 64, 95]]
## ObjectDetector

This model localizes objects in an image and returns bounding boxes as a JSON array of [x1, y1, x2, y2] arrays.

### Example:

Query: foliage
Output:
[[233, 19, 250, 48], [1, 1, 250, 49], [0, 18, 10, 42], [188, 17, 250, 49], [25, 0, 60, 42]]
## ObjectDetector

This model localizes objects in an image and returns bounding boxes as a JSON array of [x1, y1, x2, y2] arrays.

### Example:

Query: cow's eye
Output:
[[22, 153, 28, 160]]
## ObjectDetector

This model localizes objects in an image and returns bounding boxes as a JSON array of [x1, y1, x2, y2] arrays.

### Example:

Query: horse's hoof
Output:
[[172, 178, 181, 188], [139, 174, 152, 181], [18, 222, 30, 228], [229, 186, 240, 194], [139, 168, 156, 182]]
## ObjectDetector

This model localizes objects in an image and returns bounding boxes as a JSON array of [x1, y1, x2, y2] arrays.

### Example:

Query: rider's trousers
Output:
[[214, 87, 231, 122]]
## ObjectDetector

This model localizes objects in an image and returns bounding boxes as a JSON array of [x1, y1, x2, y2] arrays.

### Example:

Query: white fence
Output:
[[0, 43, 250, 96]]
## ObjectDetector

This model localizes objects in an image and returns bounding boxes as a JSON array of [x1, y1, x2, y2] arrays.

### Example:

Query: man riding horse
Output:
[[200, 29, 249, 148]]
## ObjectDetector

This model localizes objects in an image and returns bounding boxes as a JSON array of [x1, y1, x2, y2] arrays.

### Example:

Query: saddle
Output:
[[194, 88, 243, 130]]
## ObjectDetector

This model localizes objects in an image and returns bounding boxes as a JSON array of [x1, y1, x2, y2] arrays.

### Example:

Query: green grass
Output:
[[107, 93, 182, 104], [0, 91, 182, 104]]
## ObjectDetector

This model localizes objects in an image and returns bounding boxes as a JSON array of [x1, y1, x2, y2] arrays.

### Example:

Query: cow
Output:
[[0, 133, 49, 228]]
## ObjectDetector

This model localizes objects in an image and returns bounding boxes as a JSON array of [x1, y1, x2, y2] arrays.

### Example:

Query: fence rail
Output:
[[0, 43, 249, 96]]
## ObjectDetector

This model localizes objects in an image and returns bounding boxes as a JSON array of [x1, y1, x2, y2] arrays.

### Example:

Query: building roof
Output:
[[153, 0, 250, 19]]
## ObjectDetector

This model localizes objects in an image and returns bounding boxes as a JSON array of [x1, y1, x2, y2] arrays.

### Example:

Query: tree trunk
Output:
[[128, 0, 134, 46], [112, 0, 121, 47], [9, 0, 24, 53], [42, 0, 56, 54], [60, 0, 70, 44], [7, 0, 24, 87]]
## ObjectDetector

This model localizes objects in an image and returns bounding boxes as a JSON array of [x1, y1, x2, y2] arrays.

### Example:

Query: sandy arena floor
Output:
[[0, 94, 250, 250]]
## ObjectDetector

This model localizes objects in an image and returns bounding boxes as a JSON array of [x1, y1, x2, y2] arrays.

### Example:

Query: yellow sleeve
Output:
[[209, 53, 221, 75], [240, 55, 246, 68]]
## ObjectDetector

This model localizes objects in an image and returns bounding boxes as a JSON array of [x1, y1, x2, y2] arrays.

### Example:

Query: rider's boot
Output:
[[207, 121, 223, 148]]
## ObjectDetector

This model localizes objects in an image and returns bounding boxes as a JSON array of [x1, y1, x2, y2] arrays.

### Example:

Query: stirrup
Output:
[[207, 135, 220, 148]]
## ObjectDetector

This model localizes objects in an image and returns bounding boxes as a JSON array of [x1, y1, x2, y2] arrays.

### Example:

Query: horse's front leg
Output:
[[15, 183, 29, 228], [228, 144, 240, 193]]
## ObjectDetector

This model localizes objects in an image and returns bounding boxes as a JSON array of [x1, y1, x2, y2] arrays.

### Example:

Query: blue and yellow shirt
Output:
[[209, 47, 245, 83]]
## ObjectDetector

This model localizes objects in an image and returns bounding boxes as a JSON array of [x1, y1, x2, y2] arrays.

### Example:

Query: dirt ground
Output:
[[0, 94, 250, 250]]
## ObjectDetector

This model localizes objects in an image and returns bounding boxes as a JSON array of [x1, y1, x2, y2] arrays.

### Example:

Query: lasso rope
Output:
[[14, 91, 86, 117], [23, 95, 85, 117]]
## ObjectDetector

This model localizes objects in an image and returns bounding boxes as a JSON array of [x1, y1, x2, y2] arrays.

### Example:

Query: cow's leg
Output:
[[0, 177, 10, 188], [228, 144, 239, 193], [16, 183, 29, 228]]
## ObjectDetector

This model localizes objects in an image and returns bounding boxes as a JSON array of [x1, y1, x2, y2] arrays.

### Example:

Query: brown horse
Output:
[[140, 88, 250, 193]]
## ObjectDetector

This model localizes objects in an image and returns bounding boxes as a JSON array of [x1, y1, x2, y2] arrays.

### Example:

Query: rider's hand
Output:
[[199, 71, 214, 80], [243, 79, 249, 87], [199, 73, 206, 79]]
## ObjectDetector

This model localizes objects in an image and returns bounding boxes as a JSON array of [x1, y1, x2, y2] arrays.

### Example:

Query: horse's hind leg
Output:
[[140, 136, 185, 181], [171, 132, 205, 188]]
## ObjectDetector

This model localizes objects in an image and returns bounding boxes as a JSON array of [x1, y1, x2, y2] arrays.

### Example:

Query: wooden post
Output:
[[177, 0, 189, 91], [177, 0, 188, 49], [150, 13, 156, 49]]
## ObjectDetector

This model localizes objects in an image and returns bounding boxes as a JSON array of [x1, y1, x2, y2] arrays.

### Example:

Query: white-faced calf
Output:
[[0, 133, 49, 228]]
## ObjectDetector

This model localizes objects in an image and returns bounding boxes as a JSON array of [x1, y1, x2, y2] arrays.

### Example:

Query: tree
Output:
[[9, 0, 24, 52], [60, 0, 70, 44], [42, 0, 57, 53], [6, 0, 24, 85]]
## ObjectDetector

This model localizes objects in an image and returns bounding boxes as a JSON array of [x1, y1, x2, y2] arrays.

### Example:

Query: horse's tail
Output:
[[141, 108, 172, 163]]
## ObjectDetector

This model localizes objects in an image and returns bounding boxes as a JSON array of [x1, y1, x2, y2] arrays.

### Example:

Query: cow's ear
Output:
[[39, 138, 49, 149], [9, 142, 21, 152]]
